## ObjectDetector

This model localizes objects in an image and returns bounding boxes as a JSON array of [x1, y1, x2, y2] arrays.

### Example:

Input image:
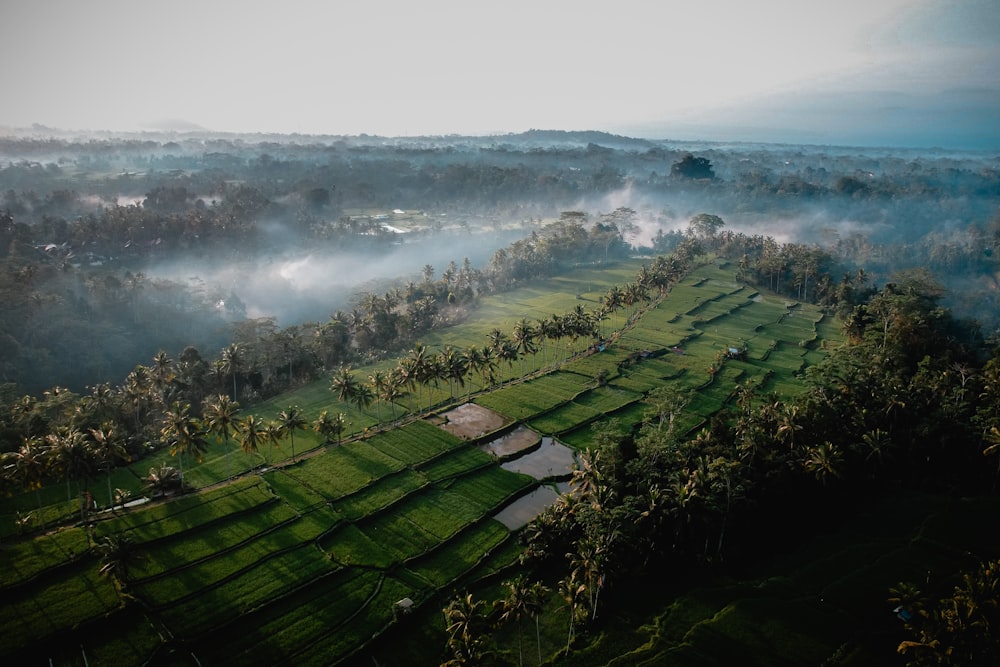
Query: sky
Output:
[[2, 0, 998, 149]]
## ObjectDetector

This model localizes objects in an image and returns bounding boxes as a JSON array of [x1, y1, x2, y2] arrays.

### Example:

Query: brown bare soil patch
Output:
[[437, 402, 508, 439]]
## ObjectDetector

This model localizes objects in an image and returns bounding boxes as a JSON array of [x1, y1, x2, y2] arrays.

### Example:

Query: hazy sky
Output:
[[2, 0, 998, 148]]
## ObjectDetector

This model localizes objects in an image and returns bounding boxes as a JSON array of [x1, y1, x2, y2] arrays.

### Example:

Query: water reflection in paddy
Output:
[[500, 436, 577, 480], [491, 436, 578, 530]]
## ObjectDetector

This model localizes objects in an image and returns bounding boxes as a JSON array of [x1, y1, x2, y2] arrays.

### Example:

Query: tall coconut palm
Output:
[[160, 402, 207, 483], [568, 305, 597, 356], [525, 580, 550, 666], [150, 350, 174, 403], [88, 422, 128, 508], [96, 532, 144, 599], [803, 441, 843, 485], [367, 371, 388, 427], [499, 575, 533, 667], [545, 314, 565, 365], [443, 592, 494, 666], [220, 343, 244, 400], [396, 357, 419, 414], [479, 345, 498, 390], [278, 405, 308, 461], [330, 366, 361, 407], [406, 344, 433, 413], [314, 410, 347, 445], [486, 328, 510, 383], [237, 414, 267, 465], [352, 385, 374, 426], [203, 395, 240, 479], [49, 427, 97, 519], [559, 573, 587, 653], [122, 366, 153, 431], [602, 286, 623, 333], [622, 281, 647, 323], [143, 462, 182, 496], [262, 420, 283, 463], [4, 437, 48, 512], [438, 346, 466, 401], [383, 369, 406, 424], [498, 339, 519, 386], [462, 345, 485, 399], [512, 318, 537, 378]]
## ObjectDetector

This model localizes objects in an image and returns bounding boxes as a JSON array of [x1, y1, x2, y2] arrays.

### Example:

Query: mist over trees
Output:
[[1, 129, 998, 398]]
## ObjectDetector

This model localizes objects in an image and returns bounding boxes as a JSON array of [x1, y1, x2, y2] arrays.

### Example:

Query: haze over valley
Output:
[[0, 129, 997, 395]]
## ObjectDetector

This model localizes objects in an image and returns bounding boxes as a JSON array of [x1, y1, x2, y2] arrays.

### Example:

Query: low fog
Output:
[[144, 228, 523, 325]]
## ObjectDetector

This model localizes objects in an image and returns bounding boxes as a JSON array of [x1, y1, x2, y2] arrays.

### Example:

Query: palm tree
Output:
[[384, 369, 407, 424], [120, 365, 152, 431], [4, 437, 48, 512], [567, 305, 595, 356], [570, 449, 605, 504], [438, 346, 466, 401], [486, 328, 510, 383], [499, 575, 533, 667], [50, 427, 96, 517], [95, 532, 144, 599], [571, 528, 617, 621], [512, 318, 538, 378], [150, 350, 174, 402], [160, 402, 207, 483], [277, 405, 308, 461], [525, 580, 550, 666], [203, 394, 240, 479], [88, 422, 128, 508], [262, 420, 283, 463], [314, 410, 347, 445], [220, 343, 244, 399], [237, 415, 267, 465], [499, 340, 520, 387], [559, 573, 587, 653], [462, 345, 485, 399], [396, 356, 419, 414], [406, 344, 433, 413], [143, 462, 183, 496], [545, 314, 566, 364], [330, 366, 361, 407], [443, 592, 494, 666], [623, 281, 647, 323], [602, 286, 623, 332], [479, 344, 498, 390], [367, 371, 388, 427], [803, 441, 843, 485]]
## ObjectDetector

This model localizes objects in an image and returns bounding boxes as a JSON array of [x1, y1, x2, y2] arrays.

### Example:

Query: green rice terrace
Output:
[[0, 258, 841, 665]]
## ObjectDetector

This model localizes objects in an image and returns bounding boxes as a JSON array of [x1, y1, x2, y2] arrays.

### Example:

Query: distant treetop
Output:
[[671, 154, 716, 180]]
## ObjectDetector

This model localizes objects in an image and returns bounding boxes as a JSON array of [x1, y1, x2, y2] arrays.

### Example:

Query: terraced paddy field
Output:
[[0, 258, 842, 665]]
